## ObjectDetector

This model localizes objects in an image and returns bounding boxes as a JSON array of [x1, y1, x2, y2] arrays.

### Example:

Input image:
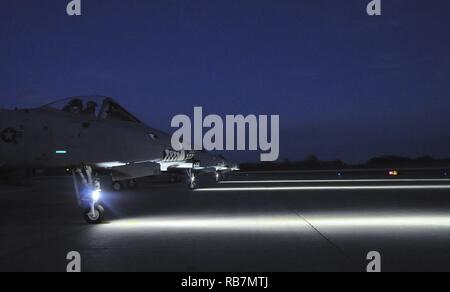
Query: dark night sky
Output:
[[0, 0, 449, 163]]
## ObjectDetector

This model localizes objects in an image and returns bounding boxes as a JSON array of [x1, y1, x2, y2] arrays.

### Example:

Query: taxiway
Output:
[[0, 171, 449, 272]]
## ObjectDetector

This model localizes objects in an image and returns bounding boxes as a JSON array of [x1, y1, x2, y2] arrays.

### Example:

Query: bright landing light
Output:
[[92, 190, 101, 202]]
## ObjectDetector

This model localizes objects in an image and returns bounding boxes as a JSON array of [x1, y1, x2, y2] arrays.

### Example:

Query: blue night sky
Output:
[[0, 0, 449, 163]]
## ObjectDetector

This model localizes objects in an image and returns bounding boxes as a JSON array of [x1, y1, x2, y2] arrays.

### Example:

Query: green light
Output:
[[55, 150, 67, 154]]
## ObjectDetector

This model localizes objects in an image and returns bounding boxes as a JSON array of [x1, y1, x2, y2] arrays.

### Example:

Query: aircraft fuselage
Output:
[[0, 108, 170, 169]]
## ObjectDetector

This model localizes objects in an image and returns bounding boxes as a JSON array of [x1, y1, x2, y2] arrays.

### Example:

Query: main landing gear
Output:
[[186, 169, 197, 190], [73, 165, 105, 224], [112, 179, 138, 192], [215, 172, 224, 183]]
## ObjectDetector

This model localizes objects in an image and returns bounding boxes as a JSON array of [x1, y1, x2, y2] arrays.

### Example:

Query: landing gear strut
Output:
[[215, 172, 222, 183], [73, 165, 105, 224]]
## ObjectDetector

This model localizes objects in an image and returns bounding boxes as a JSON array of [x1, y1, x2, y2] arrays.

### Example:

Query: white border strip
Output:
[[220, 179, 450, 184], [196, 185, 450, 192]]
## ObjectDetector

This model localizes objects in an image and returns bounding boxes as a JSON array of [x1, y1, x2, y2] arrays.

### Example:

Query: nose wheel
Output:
[[84, 204, 105, 224], [73, 165, 106, 224]]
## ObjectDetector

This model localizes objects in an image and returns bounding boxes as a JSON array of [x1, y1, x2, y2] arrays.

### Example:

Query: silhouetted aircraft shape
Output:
[[0, 96, 238, 223]]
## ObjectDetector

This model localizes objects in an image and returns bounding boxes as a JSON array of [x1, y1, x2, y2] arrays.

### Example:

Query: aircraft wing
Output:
[[161, 151, 239, 174]]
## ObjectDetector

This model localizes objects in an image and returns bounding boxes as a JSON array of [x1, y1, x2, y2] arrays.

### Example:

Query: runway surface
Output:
[[1, 171, 450, 272]]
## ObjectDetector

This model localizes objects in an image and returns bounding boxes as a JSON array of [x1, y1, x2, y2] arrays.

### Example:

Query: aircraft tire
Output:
[[188, 181, 195, 190], [84, 204, 105, 224], [127, 179, 138, 189], [112, 181, 123, 192]]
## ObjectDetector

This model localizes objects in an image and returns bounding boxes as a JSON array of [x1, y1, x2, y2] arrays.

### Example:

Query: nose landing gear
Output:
[[73, 165, 105, 224]]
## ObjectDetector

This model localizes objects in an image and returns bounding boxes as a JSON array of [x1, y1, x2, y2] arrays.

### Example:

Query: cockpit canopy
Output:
[[41, 96, 141, 123]]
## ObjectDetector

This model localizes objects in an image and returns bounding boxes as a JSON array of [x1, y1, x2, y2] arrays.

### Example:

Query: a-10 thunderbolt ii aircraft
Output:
[[0, 96, 239, 224]]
